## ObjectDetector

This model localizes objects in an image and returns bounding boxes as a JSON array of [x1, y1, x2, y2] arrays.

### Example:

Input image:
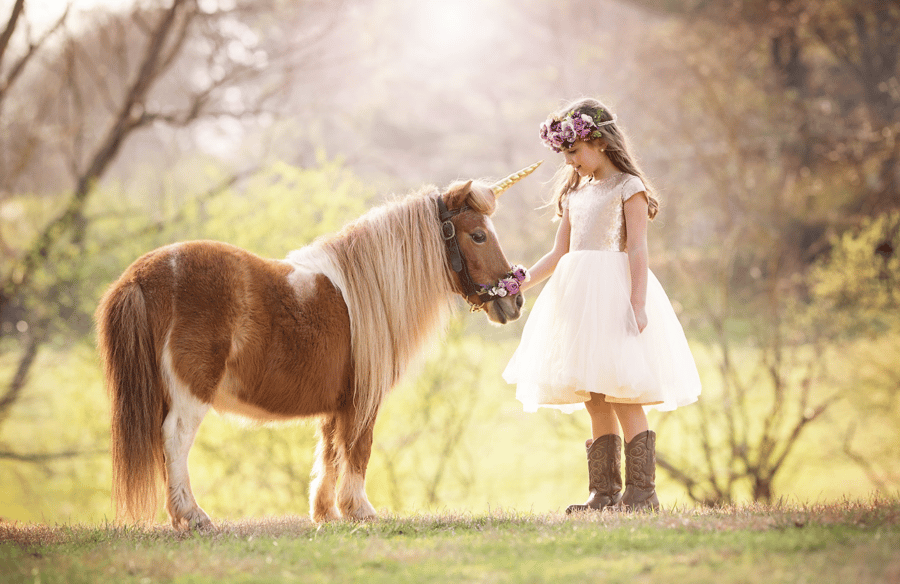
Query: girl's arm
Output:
[[521, 207, 571, 292], [624, 193, 650, 332]]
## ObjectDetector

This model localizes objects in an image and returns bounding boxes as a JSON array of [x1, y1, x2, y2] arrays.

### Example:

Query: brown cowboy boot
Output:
[[617, 430, 660, 512], [565, 434, 623, 514]]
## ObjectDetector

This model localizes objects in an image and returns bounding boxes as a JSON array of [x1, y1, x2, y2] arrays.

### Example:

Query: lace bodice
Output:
[[563, 173, 646, 252]]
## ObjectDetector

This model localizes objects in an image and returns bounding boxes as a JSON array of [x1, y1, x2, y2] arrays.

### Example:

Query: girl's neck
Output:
[[590, 155, 621, 182]]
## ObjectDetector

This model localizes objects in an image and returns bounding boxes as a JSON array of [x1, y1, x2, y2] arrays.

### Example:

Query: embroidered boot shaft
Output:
[[617, 430, 660, 512], [565, 434, 623, 514]]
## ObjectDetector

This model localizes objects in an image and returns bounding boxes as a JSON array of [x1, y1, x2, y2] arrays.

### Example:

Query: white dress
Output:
[[503, 173, 701, 413]]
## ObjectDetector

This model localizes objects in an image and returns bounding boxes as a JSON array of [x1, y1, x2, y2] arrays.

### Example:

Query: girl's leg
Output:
[[610, 402, 659, 511], [568, 393, 623, 514], [610, 402, 649, 442], [585, 392, 620, 441]]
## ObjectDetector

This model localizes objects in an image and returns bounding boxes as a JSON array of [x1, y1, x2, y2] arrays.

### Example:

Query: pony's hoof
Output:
[[190, 515, 214, 531], [342, 500, 377, 521], [313, 505, 341, 523], [172, 509, 213, 531]]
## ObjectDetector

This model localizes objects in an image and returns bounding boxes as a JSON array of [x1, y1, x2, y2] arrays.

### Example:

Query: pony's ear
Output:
[[444, 180, 473, 210]]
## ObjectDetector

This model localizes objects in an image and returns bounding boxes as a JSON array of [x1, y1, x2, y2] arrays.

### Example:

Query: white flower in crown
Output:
[[559, 120, 576, 144]]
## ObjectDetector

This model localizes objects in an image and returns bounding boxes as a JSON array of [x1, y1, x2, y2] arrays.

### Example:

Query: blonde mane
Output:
[[316, 185, 477, 441]]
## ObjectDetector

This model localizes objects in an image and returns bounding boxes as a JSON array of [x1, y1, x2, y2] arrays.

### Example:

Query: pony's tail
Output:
[[95, 279, 168, 524]]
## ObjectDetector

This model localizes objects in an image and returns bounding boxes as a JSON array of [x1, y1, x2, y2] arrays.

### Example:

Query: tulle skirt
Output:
[[503, 250, 701, 414]]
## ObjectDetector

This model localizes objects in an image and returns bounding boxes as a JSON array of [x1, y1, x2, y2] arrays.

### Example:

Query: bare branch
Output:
[[0, 334, 40, 425], [1, 0, 191, 312], [0, 0, 25, 68], [156, 3, 195, 73], [70, 32, 118, 116], [0, 449, 105, 463], [0, 4, 70, 104], [80, 0, 189, 184], [657, 451, 718, 506], [769, 394, 839, 477], [696, 399, 728, 501], [842, 424, 899, 492]]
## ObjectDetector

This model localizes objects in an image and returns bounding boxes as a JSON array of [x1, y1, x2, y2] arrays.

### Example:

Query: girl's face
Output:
[[562, 140, 605, 179]]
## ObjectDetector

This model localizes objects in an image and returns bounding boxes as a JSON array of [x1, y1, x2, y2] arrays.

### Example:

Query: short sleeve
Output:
[[621, 175, 647, 203]]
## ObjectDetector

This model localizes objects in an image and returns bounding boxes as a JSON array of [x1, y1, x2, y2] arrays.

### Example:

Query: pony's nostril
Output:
[[516, 293, 524, 309]]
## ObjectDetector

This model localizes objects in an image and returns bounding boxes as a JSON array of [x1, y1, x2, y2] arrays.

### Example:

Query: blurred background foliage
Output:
[[0, 0, 897, 523]]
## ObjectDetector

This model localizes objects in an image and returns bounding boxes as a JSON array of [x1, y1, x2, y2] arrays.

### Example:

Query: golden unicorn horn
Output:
[[491, 161, 543, 197]]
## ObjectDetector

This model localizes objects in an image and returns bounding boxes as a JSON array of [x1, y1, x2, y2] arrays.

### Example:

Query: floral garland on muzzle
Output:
[[478, 265, 529, 299]]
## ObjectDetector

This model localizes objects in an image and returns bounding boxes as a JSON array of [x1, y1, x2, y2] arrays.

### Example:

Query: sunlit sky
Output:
[[2, 0, 509, 159], [2, 1, 135, 44], [6, 0, 494, 67], [7, 0, 484, 33], [3, 0, 121, 23]]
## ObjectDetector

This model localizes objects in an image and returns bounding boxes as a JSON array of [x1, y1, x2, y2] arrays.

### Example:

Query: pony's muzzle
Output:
[[487, 292, 523, 325]]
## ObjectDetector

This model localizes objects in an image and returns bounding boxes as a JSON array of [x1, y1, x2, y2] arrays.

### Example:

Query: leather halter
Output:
[[436, 195, 497, 311]]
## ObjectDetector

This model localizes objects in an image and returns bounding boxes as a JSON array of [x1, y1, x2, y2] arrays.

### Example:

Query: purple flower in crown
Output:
[[576, 114, 596, 139], [504, 278, 520, 295], [539, 108, 617, 152]]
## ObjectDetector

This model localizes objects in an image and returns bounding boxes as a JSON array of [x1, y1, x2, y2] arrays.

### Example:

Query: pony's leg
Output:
[[310, 415, 341, 523], [161, 346, 212, 530], [335, 411, 378, 520], [161, 389, 211, 530]]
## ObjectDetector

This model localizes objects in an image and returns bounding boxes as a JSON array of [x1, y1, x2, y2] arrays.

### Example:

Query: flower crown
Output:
[[539, 108, 617, 153], [478, 265, 529, 298]]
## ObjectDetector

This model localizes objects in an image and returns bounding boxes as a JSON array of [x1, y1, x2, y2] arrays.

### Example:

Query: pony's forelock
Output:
[[467, 181, 498, 216]]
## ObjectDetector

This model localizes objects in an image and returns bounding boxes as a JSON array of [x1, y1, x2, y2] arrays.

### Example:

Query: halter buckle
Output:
[[441, 220, 456, 240]]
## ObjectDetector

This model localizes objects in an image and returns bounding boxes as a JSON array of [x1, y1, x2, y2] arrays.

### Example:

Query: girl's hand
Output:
[[632, 304, 648, 333]]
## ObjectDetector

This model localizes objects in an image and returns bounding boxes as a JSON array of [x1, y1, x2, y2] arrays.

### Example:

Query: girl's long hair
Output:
[[547, 97, 659, 219]]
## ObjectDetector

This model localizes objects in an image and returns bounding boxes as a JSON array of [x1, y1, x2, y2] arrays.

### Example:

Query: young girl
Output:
[[503, 98, 701, 513]]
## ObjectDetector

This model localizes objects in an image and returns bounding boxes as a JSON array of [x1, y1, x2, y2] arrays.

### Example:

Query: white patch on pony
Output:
[[284, 246, 350, 322], [168, 247, 178, 273], [310, 440, 340, 523], [161, 333, 212, 529], [486, 216, 499, 237], [338, 472, 377, 520]]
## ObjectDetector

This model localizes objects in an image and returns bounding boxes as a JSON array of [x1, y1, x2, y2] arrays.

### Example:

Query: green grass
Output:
[[2, 498, 898, 584]]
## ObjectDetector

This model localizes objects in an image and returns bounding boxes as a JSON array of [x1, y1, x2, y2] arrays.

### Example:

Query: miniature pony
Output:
[[96, 164, 539, 528]]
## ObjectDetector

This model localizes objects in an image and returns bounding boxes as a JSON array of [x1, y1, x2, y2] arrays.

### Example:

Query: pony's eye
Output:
[[471, 231, 487, 244]]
